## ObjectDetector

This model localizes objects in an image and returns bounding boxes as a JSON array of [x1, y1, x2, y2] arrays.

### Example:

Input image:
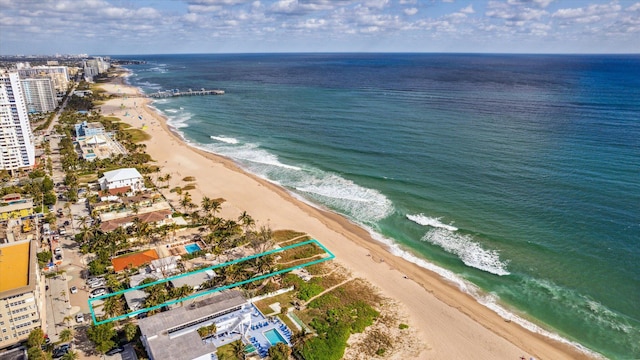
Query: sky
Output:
[[0, 0, 639, 55]]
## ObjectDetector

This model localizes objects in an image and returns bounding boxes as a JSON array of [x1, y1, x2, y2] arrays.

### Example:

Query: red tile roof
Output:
[[111, 249, 159, 272]]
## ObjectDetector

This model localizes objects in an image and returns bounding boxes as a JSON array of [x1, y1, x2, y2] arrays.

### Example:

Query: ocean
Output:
[[117, 53, 640, 359]]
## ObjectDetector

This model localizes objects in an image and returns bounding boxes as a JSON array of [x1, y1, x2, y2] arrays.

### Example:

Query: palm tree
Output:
[[238, 211, 255, 235], [291, 328, 314, 355], [60, 290, 67, 303], [210, 199, 223, 218], [62, 315, 73, 329], [61, 350, 79, 360], [231, 340, 245, 360], [58, 328, 74, 343], [201, 196, 212, 214]]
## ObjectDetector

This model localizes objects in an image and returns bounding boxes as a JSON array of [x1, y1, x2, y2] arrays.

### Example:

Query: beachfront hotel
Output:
[[138, 290, 292, 359], [0, 71, 36, 175], [0, 240, 46, 350]]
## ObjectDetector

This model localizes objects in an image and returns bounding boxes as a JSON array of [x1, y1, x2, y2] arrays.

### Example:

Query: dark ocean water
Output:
[[117, 53, 640, 359]]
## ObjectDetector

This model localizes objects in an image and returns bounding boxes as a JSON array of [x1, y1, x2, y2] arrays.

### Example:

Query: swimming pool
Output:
[[264, 329, 287, 346], [184, 243, 202, 254]]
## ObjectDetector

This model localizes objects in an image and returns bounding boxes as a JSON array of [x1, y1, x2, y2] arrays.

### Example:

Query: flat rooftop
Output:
[[0, 240, 32, 293]]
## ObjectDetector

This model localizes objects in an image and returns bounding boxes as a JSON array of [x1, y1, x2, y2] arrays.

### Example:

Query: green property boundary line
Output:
[[88, 239, 334, 325]]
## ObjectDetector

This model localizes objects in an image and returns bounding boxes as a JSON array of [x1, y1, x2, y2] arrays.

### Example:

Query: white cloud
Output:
[[627, 3, 640, 11], [460, 5, 475, 14], [404, 7, 418, 16]]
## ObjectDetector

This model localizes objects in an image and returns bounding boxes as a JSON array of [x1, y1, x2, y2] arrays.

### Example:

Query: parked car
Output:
[[105, 346, 124, 356], [75, 313, 84, 323], [53, 344, 70, 358], [90, 288, 107, 298], [54, 247, 62, 255], [70, 286, 77, 294], [86, 276, 104, 285], [89, 279, 106, 289], [63, 220, 70, 226]]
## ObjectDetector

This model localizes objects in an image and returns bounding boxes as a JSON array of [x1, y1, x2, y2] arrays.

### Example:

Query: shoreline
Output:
[[101, 71, 596, 360]]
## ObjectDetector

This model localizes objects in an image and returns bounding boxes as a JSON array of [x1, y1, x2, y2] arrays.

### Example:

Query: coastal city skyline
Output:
[[2, 0, 639, 55]]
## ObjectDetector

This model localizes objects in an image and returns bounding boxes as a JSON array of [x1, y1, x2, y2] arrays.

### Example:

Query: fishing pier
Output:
[[148, 88, 225, 98]]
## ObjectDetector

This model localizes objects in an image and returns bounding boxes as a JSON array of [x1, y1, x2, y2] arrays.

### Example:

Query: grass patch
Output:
[[399, 323, 409, 330], [182, 184, 196, 191], [272, 230, 308, 244], [78, 174, 98, 183], [124, 128, 151, 143], [182, 176, 196, 182]]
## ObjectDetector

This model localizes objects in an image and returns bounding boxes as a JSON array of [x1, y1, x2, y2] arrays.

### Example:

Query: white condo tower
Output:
[[0, 71, 35, 174]]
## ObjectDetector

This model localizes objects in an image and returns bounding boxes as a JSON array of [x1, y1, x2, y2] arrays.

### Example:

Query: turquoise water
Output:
[[184, 243, 201, 254], [264, 329, 287, 346], [120, 54, 640, 359]]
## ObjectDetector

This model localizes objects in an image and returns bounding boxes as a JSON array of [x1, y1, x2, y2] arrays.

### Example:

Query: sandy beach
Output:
[[100, 74, 593, 360]]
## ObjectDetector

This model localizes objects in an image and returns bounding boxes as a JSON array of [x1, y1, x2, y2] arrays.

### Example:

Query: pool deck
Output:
[[203, 303, 292, 358]]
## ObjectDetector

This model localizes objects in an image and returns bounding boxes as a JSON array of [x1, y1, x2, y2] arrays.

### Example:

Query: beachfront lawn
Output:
[[123, 128, 151, 143]]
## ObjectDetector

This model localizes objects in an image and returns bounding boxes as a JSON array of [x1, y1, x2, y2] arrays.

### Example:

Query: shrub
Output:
[[399, 323, 409, 330]]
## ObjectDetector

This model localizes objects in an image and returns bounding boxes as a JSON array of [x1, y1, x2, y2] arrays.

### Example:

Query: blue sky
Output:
[[1, 0, 638, 55]]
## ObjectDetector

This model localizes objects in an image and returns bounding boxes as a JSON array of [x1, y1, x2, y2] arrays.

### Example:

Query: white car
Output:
[[70, 286, 78, 294], [75, 313, 84, 323], [89, 288, 107, 298], [89, 279, 106, 289]]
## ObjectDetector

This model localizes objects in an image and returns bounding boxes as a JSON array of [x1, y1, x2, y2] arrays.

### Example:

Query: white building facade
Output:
[[99, 168, 145, 192], [0, 71, 35, 174], [17, 66, 69, 92], [21, 77, 57, 113]]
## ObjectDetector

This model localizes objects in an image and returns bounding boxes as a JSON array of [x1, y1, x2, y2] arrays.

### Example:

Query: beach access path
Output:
[[99, 75, 594, 360]]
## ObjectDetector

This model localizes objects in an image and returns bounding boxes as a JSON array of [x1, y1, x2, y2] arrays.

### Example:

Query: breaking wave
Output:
[[422, 228, 510, 276], [407, 213, 458, 231]]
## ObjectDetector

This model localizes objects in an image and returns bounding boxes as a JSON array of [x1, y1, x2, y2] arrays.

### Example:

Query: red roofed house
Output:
[[112, 249, 160, 272]]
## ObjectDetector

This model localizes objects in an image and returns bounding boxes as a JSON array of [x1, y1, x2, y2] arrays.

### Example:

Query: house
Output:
[[99, 168, 145, 192], [138, 290, 248, 360], [150, 256, 180, 275], [111, 249, 160, 272], [0, 195, 34, 221], [169, 269, 216, 291], [124, 271, 164, 312], [99, 209, 172, 232]]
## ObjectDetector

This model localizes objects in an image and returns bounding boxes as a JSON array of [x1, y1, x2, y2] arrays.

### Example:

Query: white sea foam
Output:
[[165, 108, 179, 114], [295, 173, 393, 223], [407, 213, 458, 231], [138, 81, 162, 90], [197, 140, 392, 224], [163, 109, 192, 129], [422, 228, 510, 276], [365, 229, 604, 359], [210, 135, 239, 144]]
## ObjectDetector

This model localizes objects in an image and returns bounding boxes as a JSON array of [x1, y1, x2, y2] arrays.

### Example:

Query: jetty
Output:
[[148, 88, 225, 98]]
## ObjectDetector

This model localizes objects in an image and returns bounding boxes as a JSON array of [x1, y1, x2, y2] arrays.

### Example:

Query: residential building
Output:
[[138, 290, 248, 360], [17, 66, 69, 92], [0, 194, 34, 222], [0, 240, 45, 350], [20, 78, 56, 113], [0, 71, 35, 174], [98, 168, 145, 192], [74, 121, 105, 138]]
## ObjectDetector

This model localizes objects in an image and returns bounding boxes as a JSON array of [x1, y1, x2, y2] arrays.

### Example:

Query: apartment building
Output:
[[21, 77, 57, 113], [17, 66, 69, 92], [0, 71, 35, 174], [0, 240, 45, 350]]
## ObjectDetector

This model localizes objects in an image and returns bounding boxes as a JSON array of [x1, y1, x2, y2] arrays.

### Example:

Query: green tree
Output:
[[230, 340, 245, 360], [268, 342, 291, 360], [123, 323, 139, 342], [27, 346, 47, 360], [87, 323, 117, 355], [59, 328, 74, 343], [27, 327, 46, 348], [61, 350, 79, 360]]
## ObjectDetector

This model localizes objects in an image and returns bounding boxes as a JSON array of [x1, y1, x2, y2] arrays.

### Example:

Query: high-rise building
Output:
[[21, 78, 57, 113], [0, 71, 35, 174], [0, 240, 45, 350], [17, 66, 69, 92]]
